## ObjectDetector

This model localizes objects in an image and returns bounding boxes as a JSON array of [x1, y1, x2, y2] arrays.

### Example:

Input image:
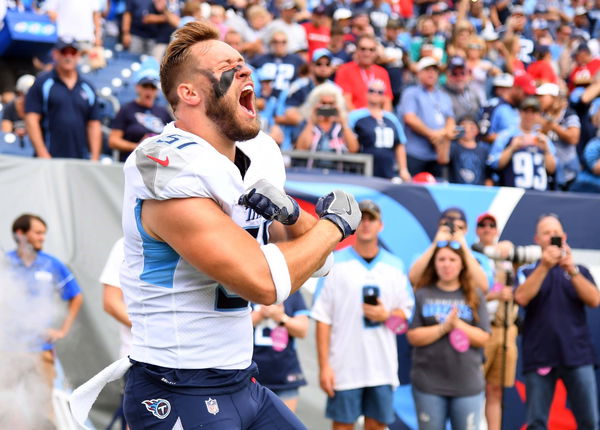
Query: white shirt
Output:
[[312, 246, 415, 390], [43, 0, 99, 43], [121, 123, 285, 369]]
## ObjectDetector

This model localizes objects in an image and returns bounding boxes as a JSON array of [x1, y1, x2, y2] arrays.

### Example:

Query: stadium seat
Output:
[[0, 132, 35, 157]]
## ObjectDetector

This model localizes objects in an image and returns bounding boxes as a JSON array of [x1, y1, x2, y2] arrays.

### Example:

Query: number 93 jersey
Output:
[[121, 122, 285, 370]]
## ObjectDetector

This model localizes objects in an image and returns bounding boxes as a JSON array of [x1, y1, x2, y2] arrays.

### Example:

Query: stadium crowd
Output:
[[1, 0, 600, 192]]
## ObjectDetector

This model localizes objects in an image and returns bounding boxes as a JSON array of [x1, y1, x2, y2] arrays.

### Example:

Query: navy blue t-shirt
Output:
[[126, 0, 156, 39], [111, 100, 172, 161], [250, 54, 305, 98], [348, 108, 407, 179], [252, 291, 309, 391], [517, 262, 597, 373], [25, 70, 100, 159], [448, 141, 491, 185]]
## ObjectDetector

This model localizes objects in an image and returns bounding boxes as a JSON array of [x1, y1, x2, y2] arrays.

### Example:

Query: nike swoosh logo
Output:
[[344, 195, 352, 215], [146, 154, 169, 167]]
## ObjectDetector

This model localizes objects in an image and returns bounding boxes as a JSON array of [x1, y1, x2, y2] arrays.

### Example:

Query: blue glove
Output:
[[239, 179, 299, 225], [316, 190, 361, 240]]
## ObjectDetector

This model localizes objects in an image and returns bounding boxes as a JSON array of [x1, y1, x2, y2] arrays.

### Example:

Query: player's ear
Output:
[[176, 82, 203, 107]]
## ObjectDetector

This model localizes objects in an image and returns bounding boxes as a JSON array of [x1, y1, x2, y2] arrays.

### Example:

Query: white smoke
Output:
[[0, 257, 60, 429]]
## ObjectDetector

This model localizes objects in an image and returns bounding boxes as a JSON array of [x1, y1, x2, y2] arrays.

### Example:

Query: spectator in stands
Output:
[[263, 0, 308, 57], [536, 83, 581, 190], [326, 24, 352, 71], [400, 57, 455, 177], [251, 31, 305, 98], [1, 74, 35, 138], [6, 213, 83, 420], [568, 42, 600, 91], [409, 207, 493, 292], [488, 96, 557, 191], [277, 48, 335, 129], [251, 292, 309, 412], [312, 200, 415, 430], [527, 44, 559, 85], [378, 18, 409, 108], [108, 69, 172, 162], [334, 34, 393, 111], [25, 38, 102, 160], [499, 34, 526, 75], [409, 15, 446, 63], [571, 133, 600, 193], [446, 19, 475, 59], [295, 82, 358, 168], [442, 55, 485, 121], [438, 115, 491, 185], [515, 214, 600, 430], [407, 239, 490, 430], [43, 0, 102, 50], [348, 79, 410, 181], [236, 5, 272, 59], [474, 213, 518, 430], [367, 0, 393, 37], [465, 36, 501, 102], [486, 73, 536, 143], [302, 5, 331, 61]]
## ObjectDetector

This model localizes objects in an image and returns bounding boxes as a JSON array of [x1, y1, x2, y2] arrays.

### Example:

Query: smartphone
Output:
[[550, 236, 562, 248], [455, 126, 465, 140], [362, 286, 380, 327], [316, 106, 338, 117]]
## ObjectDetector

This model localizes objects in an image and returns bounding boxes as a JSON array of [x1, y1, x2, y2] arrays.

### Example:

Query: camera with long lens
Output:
[[471, 243, 541, 264]]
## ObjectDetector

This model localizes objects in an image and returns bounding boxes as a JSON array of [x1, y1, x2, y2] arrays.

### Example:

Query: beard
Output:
[[205, 92, 260, 142]]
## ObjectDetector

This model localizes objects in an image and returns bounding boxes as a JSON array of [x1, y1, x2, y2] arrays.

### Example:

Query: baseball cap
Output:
[[312, 48, 332, 63], [55, 37, 80, 51], [312, 4, 327, 15], [135, 69, 160, 87], [279, 0, 298, 10], [532, 19, 549, 31], [574, 6, 587, 16], [575, 42, 591, 53], [416, 56, 439, 72], [476, 212, 497, 225], [448, 55, 466, 70], [514, 72, 536, 95], [493, 73, 514, 88], [359, 200, 381, 219], [481, 27, 499, 41], [440, 207, 467, 223], [333, 8, 352, 20], [15, 74, 35, 94], [428, 1, 448, 15], [536, 82, 560, 96], [520, 96, 541, 111], [511, 5, 525, 15]]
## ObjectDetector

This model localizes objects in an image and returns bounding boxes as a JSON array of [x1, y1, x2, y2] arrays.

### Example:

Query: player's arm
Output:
[[103, 285, 132, 327], [269, 208, 317, 242], [142, 193, 358, 305]]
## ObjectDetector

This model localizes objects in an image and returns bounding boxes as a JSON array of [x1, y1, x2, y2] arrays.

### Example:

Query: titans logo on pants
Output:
[[142, 399, 171, 419]]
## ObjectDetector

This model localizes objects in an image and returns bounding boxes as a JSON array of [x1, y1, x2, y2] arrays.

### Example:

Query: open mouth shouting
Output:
[[239, 84, 256, 118]]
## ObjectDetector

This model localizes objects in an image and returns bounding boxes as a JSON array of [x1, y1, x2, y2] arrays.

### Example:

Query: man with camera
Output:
[[515, 214, 600, 430], [312, 200, 414, 430]]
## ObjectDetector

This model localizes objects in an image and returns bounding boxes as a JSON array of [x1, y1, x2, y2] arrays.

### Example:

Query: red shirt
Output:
[[569, 58, 600, 90], [302, 22, 330, 61], [334, 62, 393, 109], [527, 60, 558, 84]]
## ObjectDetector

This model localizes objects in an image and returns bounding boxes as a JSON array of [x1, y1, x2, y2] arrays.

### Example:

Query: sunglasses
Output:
[[271, 40, 287, 44], [437, 240, 461, 250], [368, 88, 385, 95], [358, 46, 376, 52], [140, 83, 158, 89], [451, 69, 467, 76], [477, 222, 496, 228], [59, 47, 79, 56], [315, 61, 331, 67]]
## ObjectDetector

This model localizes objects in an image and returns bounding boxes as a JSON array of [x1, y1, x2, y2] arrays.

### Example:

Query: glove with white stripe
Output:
[[316, 190, 361, 240], [239, 179, 299, 225]]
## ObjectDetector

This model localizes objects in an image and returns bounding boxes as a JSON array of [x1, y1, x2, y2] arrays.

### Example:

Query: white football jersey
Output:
[[121, 122, 285, 369]]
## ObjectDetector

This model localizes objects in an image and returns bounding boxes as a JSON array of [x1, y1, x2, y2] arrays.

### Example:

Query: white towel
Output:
[[69, 357, 133, 429]]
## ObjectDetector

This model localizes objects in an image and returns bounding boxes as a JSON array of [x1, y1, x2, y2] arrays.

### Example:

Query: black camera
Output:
[[550, 236, 562, 248], [442, 219, 455, 234], [316, 106, 338, 117]]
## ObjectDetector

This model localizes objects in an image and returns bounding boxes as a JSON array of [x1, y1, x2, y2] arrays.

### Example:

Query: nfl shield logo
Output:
[[205, 398, 219, 415]]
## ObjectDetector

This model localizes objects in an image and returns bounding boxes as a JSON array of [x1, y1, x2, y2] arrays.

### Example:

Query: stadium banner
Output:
[[0, 156, 598, 428], [0, 10, 57, 57]]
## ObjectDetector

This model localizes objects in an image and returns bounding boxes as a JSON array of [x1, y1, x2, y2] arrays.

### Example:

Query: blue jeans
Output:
[[412, 386, 483, 430], [525, 365, 599, 430]]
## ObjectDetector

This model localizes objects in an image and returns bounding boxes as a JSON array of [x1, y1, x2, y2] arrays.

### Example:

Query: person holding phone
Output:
[[515, 213, 600, 430], [312, 200, 415, 430], [295, 82, 359, 169], [407, 240, 490, 430]]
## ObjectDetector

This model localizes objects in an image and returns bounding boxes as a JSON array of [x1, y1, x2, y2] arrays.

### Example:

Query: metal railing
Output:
[[282, 150, 373, 176]]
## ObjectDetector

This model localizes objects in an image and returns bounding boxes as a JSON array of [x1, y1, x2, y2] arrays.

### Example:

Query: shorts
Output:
[[271, 387, 299, 399], [325, 385, 395, 425], [123, 362, 306, 429], [483, 324, 518, 387]]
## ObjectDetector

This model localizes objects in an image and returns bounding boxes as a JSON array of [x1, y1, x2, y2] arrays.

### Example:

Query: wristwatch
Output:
[[568, 266, 581, 279]]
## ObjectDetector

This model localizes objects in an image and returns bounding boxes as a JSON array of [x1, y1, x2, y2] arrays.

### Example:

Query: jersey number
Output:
[[512, 152, 547, 190], [215, 285, 248, 311]]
